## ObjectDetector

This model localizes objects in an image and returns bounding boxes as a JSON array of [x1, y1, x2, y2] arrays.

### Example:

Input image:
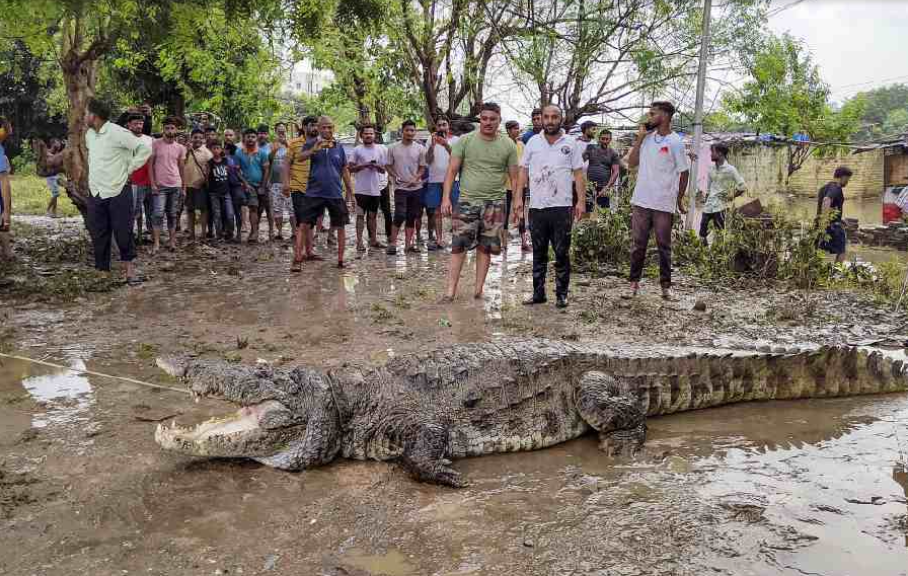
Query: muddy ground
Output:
[[1, 216, 907, 575]]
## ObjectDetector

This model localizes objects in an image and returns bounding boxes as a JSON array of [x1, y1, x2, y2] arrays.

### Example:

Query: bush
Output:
[[10, 140, 36, 176], [574, 188, 907, 305], [673, 207, 833, 288], [572, 196, 632, 272], [573, 196, 838, 289]]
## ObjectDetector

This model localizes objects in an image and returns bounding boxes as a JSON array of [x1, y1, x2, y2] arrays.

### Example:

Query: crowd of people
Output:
[[0, 98, 854, 302]]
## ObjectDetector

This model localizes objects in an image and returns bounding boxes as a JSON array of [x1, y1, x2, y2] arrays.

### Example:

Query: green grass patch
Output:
[[9, 175, 80, 217]]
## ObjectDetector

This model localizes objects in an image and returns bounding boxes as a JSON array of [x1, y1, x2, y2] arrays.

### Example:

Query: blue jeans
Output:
[[154, 187, 182, 231], [210, 193, 235, 239], [132, 185, 151, 236], [229, 186, 244, 235]]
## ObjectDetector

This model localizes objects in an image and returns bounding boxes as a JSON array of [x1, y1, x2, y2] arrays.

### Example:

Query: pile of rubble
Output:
[[845, 218, 908, 251]]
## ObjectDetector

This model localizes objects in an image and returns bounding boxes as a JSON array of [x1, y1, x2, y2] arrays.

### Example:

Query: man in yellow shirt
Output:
[[284, 116, 318, 271]]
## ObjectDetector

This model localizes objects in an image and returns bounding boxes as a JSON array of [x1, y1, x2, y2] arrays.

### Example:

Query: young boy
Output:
[[43, 138, 65, 218], [206, 141, 234, 243]]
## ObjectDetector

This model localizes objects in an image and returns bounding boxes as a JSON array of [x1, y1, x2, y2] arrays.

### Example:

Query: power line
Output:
[[833, 73, 908, 92], [767, 0, 807, 18]]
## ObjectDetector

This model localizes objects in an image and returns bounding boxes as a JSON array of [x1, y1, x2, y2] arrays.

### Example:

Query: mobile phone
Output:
[[370, 159, 377, 164], [437, 131, 445, 138]]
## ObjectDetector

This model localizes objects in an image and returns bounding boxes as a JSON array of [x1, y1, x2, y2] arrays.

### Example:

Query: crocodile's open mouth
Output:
[[155, 401, 302, 458]]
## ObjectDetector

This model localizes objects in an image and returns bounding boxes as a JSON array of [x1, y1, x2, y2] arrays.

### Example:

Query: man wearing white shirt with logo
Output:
[[349, 124, 388, 251], [625, 100, 690, 301], [513, 105, 585, 309]]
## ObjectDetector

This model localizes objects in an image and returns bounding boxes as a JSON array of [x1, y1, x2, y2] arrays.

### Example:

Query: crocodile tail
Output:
[[608, 347, 907, 417]]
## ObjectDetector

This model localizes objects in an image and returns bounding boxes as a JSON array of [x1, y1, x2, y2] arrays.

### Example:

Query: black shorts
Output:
[[299, 195, 349, 228], [355, 194, 380, 215], [394, 188, 423, 228], [820, 222, 847, 255], [291, 191, 307, 224]]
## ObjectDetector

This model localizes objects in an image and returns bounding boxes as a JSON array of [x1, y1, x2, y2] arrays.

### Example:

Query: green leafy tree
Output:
[[0, 0, 151, 213], [0, 40, 68, 161], [848, 83, 908, 141], [155, 2, 286, 129], [292, 0, 422, 131], [723, 33, 865, 177], [0, 0, 291, 216], [881, 108, 908, 137]]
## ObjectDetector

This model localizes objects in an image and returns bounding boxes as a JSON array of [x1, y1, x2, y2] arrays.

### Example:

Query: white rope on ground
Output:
[[0, 352, 191, 395]]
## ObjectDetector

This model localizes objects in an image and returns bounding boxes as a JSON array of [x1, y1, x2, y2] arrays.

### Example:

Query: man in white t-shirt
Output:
[[349, 124, 388, 251], [424, 117, 459, 250], [625, 101, 690, 300], [513, 105, 585, 309]]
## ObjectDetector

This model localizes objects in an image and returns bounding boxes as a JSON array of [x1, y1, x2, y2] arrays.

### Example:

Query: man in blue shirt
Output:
[[296, 116, 354, 267], [234, 128, 271, 242], [0, 116, 12, 260], [520, 108, 542, 144]]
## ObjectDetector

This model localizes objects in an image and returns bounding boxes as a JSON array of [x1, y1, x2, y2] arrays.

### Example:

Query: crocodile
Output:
[[154, 339, 908, 486]]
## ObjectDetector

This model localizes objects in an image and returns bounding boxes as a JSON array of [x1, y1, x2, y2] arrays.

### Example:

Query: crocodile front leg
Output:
[[577, 371, 647, 456], [399, 422, 466, 487]]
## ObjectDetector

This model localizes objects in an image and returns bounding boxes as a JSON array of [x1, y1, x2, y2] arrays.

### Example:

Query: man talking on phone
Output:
[[625, 101, 689, 301]]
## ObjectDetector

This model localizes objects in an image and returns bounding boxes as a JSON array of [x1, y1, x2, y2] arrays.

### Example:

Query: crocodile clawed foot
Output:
[[402, 458, 468, 487], [433, 465, 468, 488], [598, 425, 646, 458]]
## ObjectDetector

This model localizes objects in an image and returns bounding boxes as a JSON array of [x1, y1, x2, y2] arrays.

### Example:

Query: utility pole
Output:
[[686, 0, 712, 228]]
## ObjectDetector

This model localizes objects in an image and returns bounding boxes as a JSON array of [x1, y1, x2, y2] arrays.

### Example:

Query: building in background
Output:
[[283, 61, 334, 97]]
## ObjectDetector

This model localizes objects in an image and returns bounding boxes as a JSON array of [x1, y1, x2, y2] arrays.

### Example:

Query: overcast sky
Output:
[[768, 0, 908, 103]]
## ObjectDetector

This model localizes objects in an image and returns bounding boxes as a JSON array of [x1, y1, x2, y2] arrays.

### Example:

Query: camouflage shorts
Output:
[[451, 199, 506, 255]]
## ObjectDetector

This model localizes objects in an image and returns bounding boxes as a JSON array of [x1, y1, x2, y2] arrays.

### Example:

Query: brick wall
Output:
[[727, 144, 885, 200]]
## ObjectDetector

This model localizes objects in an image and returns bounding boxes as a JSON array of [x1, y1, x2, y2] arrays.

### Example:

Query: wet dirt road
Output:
[[2, 222, 908, 575]]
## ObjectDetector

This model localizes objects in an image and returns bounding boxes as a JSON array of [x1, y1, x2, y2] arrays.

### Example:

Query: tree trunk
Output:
[[421, 60, 440, 126], [787, 142, 811, 178], [60, 47, 97, 220]]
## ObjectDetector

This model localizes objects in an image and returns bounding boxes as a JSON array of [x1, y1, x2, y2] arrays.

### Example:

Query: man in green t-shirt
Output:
[[440, 102, 519, 300]]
